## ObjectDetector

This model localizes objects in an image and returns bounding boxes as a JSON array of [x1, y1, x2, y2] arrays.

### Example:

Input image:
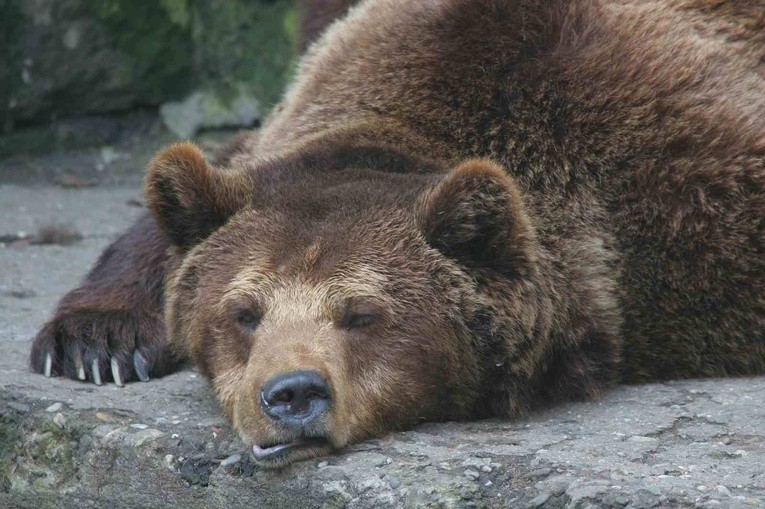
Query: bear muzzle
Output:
[[252, 370, 334, 465]]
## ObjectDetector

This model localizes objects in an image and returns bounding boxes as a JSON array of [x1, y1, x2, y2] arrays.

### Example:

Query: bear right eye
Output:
[[236, 310, 261, 331], [343, 313, 377, 329]]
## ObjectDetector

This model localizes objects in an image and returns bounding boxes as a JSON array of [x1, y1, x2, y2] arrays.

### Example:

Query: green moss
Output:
[[0, 416, 22, 492], [82, 0, 197, 103], [24, 422, 81, 488], [0, 0, 25, 132], [81, 0, 298, 115], [160, 0, 193, 29], [1, 417, 85, 494], [191, 0, 299, 113]]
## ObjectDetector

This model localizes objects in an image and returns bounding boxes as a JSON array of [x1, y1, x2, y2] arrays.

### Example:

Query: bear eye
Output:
[[236, 310, 261, 331], [343, 313, 377, 329]]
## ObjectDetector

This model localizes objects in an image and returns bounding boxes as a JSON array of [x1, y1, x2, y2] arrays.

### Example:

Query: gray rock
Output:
[[160, 89, 260, 139], [219, 453, 241, 468], [44, 402, 62, 412]]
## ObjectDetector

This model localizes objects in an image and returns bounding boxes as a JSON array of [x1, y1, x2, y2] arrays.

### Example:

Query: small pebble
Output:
[[527, 494, 550, 508], [386, 457, 393, 464], [733, 450, 748, 458], [317, 461, 329, 468], [53, 412, 66, 427], [464, 468, 480, 480], [645, 485, 662, 496], [716, 486, 731, 497], [45, 402, 62, 413], [220, 454, 242, 468], [529, 467, 552, 479], [130, 423, 149, 430], [697, 485, 709, 492], [388, 476, 401, 489], [484, 480, 493, 486], [171, 433, 180, 439], [628, 435, 657, 443], [96, 412, 116, 422], [722, 437, 733, 445], [481, 465, 492, 473], [744, 499, 760, 506]]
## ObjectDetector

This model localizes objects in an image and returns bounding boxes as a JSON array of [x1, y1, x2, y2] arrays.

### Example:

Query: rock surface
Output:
[[1, 160, 764, 508], [1, 0, 297, 151]]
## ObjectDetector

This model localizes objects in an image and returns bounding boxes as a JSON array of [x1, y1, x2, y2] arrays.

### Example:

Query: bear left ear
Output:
[[144, 142, 252, 247], [415, 159, 535, 275]]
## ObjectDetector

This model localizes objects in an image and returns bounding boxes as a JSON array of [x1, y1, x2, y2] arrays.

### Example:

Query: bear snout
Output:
[[260, 370, 331, 426]]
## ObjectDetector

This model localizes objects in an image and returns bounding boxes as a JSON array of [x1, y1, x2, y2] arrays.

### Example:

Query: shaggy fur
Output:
[[31, 0, 764, 466]]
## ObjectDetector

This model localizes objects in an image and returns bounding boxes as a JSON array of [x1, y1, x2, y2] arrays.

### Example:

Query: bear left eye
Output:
[[343, 313, 376, 329], [236, 310, 261, 331]]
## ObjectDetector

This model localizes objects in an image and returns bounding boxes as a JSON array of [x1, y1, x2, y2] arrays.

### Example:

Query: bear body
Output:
[[31, 0, 764, 466]]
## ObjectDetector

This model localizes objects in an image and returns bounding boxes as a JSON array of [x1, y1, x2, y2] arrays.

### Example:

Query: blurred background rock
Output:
[[0, 0, 298, 159]]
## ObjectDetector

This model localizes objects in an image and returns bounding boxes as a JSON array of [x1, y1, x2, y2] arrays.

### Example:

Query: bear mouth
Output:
[[252, 437, 330, 465]]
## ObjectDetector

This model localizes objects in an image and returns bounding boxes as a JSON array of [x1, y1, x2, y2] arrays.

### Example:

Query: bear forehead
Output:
[[252, 175, 430, 223], [193, 209, 435, 301]]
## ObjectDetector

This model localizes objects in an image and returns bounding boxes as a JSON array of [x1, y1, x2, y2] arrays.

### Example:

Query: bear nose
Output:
[[260, 370, 331, 424]]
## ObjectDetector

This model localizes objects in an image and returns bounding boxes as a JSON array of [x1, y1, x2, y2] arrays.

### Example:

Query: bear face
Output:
[[145, 142, 538, 467]]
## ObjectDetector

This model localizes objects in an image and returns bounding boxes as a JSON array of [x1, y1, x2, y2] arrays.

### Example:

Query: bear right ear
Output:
[[415, 159, 536, 276], [144, 142, 251, 247]]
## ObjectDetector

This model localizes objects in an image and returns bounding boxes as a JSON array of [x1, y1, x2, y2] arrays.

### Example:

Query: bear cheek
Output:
[[332, 331, 440, 441]]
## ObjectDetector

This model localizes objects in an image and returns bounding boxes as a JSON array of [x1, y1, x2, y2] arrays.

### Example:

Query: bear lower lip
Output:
[[252, 437, 328, 462]]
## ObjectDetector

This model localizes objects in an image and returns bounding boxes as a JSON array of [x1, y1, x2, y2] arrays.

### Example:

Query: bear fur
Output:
[[31, 0, 765, 466]]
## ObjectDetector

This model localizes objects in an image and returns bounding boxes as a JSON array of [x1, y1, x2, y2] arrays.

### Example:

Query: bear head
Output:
[[144, 141, 537, 467]]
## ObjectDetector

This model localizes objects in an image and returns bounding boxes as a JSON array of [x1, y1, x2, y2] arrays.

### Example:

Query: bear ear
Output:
[[415, 159, 535, 275], [144, 142, 251, 247]]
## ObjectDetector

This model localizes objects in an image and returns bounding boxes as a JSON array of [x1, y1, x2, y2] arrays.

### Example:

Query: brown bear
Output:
[[31, 0, 765, 467]]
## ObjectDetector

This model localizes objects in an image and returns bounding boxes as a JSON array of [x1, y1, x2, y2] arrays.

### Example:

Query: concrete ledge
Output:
[[2, 339, 764, 508]]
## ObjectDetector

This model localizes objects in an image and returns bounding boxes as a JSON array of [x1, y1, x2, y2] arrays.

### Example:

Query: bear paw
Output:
[[30, 309, 172, 386]]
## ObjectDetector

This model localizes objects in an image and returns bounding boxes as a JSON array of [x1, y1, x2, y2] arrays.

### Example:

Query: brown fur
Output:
[[297, 0, 361, 52], [32, 0, 764, 466]]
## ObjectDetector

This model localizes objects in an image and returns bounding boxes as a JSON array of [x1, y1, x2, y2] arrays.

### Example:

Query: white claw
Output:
[[76, 353, 86, 380], [92, 359, 102, 386], [111, 358, 124, 387], [44, 354, 52, 377]]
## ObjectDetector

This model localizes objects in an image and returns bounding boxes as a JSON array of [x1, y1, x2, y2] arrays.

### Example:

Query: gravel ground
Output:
[[1, 145, 764, 508]]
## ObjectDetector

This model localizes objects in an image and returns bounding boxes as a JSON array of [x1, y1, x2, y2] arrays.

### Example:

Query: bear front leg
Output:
[[30, 213, 180, 385]]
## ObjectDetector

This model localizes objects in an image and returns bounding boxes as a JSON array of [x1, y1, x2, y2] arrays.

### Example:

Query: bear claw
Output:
[[92, 359, 103, 386], [133, 351, 150, 382], [76, 354, 86, 381], [44, 353, 52, 377], [111, 358, 124, 387]]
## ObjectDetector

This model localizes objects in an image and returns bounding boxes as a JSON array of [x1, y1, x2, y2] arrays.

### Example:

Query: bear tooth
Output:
[[44, 354, 52, 377], [92, 360, 102, 386], [111, 358, 124, 387]]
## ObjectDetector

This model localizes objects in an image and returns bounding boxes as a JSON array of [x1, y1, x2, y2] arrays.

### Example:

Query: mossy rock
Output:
[[1, 0, 298, 137]]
